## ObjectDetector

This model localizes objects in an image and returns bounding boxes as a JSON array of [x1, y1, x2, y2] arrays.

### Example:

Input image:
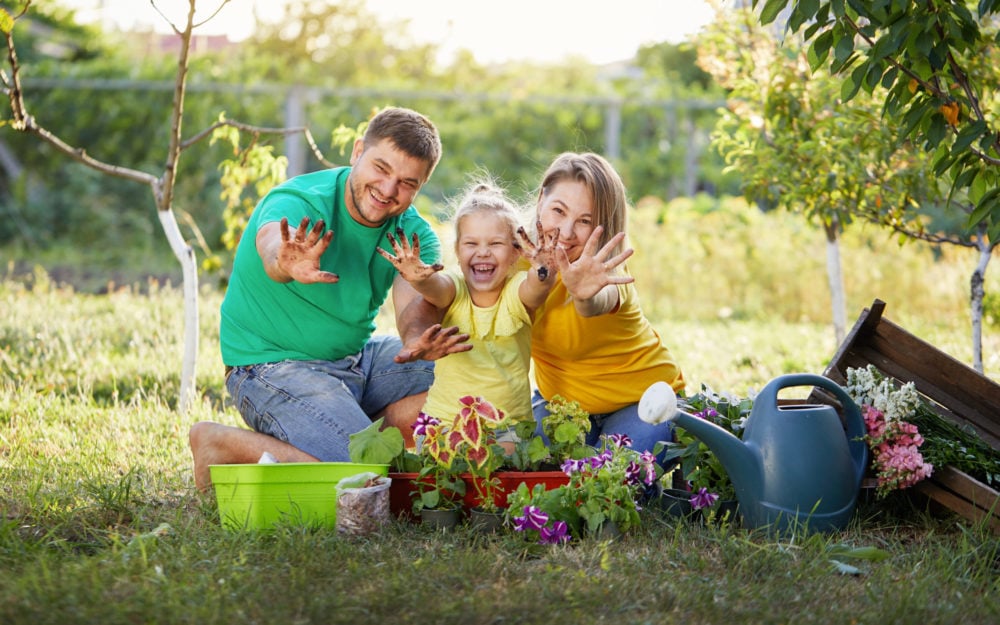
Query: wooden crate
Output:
[[808, 299, 1000, 531]]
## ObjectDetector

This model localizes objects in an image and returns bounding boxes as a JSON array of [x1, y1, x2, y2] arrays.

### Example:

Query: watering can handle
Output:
[[768, 373, 870, 483]]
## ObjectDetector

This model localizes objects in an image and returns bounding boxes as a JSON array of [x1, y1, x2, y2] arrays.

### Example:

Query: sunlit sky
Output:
[[63, 0, 717, 64]]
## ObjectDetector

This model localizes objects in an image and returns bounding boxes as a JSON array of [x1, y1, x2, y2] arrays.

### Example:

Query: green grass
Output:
[[2, 280, 999, 624], [3, 198, 1000, 623]]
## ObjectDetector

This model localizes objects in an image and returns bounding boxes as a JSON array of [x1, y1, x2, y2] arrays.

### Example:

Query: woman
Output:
[[530, 152, 685, 455]]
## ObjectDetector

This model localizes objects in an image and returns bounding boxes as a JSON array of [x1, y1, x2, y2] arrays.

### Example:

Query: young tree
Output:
[[753, 0, 1000, 370], [1, 1, 330, 410], [699, 5, 939, 344]]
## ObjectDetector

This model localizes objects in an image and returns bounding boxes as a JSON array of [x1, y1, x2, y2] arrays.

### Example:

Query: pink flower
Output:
[[873, 442, 933, 494], [863, 404, 887, 440]]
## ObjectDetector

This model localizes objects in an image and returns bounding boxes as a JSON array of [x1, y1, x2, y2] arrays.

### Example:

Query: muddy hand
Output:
[[277, 216, 339, 284], [394, 323, 473, 363], [515, 221, 558, 282], [376, 227, 444, 282]]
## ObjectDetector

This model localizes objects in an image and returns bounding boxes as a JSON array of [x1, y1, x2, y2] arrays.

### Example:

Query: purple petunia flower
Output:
[[412, 412, 440, 437], [588, 449, 614, 470], [690, 487, 720, 510], [695, 407, 719, 420], [561, 458, 586, 476], [608, 433, 633, 449], [624, 460, 641, 485], [512, 505, 548, 532], [539, 520, 570, 545], [639, 451, 657, 485]]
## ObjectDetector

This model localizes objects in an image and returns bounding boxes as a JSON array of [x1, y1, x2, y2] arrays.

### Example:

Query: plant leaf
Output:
[[829, 559, 863, 575], [348, 417, 403, 465]]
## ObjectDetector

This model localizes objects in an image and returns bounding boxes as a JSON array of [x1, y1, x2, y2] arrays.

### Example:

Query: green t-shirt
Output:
[[220, 167, 441, 366]]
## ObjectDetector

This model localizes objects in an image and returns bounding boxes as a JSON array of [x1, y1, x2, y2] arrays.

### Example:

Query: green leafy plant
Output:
[[506, 395, 593, 471], [506, 433, 660, 542], [348, 417, 420, 472], [658, 385, 754, 510], [412, 396, 512, 513]]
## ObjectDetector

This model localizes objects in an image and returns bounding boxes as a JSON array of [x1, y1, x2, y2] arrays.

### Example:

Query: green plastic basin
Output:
[[210, 462, 389, 531]]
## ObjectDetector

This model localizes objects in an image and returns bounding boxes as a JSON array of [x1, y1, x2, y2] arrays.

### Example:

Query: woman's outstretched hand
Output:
[[558, 226, 634, 301]]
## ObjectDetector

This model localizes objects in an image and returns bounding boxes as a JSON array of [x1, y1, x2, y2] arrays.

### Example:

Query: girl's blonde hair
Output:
[[450, 178, 524, 244]]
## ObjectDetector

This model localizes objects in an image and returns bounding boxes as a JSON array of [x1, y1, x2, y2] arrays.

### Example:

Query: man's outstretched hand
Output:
[[394, 323, 472, 363], [275, 216, 339, 284]]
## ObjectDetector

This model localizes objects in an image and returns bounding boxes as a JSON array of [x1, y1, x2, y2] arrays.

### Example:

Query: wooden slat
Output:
[[820, 300, 1000, 451], [915, 478, 1000, 533], [929, 465, 1000, 511]]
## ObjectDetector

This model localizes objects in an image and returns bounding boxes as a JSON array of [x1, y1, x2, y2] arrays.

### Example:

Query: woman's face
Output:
[[537, 179, 595, 263]]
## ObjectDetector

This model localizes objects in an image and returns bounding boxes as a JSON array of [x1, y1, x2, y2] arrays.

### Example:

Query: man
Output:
[[189, 107, 467, 492]]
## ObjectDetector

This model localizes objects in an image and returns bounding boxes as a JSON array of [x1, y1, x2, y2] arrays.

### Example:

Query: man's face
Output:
[[345, 138, 431, 227]]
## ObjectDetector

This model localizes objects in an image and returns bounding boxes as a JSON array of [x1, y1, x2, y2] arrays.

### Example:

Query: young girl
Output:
[[378, 180, 556, 432]]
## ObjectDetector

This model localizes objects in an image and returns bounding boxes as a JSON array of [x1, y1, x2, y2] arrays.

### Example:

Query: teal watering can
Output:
[[640, 374, 868, 533]]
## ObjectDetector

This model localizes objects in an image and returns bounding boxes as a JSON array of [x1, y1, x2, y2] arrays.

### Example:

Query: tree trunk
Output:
[[968, 226, 991, 374], [824, 219, 846, 345], [158, 208, 199, 412]]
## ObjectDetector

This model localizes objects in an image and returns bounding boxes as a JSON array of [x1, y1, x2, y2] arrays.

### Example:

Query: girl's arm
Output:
[[515, 221, 558, 314], [376, 228, 456, 309]]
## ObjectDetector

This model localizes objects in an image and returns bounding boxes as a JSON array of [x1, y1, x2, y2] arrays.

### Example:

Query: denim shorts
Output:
[[225, 335, 434, 462]]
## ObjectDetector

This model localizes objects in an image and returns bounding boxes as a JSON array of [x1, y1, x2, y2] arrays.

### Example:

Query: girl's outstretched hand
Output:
[[377, 228, 445, 283], [558, 226, 634, 301], [515, 220, 559, 281]]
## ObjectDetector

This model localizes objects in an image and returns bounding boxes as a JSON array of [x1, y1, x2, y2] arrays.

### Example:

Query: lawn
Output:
[[1, 266, 999, 624]]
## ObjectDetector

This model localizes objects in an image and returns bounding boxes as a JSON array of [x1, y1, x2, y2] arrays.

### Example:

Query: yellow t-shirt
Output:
[[422, 270, 534, 425], [530, 276, 685, 415]]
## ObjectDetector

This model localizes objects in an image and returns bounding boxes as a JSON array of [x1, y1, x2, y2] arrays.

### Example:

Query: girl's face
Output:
[[455, 211, 519, 306], [536, 179, 595, 263]]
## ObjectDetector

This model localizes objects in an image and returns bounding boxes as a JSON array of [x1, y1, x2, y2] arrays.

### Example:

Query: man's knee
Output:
[[379, 392, 425, 447]]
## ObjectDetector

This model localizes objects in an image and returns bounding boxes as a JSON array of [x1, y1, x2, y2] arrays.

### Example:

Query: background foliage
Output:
[[0, 0, 728, 283]]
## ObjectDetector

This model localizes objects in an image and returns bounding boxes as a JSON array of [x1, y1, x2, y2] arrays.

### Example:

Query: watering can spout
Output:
[[639, 382, 763, 500]]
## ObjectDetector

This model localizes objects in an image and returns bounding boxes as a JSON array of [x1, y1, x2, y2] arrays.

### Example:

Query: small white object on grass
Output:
[[258, 451, 279, 464]]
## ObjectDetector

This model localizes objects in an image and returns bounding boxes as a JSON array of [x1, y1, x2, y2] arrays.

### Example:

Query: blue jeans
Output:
[[531, 389, 674, 461], [225, 335, 433, 462]]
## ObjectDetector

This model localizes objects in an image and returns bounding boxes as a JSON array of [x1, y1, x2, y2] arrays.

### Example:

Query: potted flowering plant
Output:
[[657, 385, 752, 518], [406, 395, 517, 517], [506, 433, 659, 542], [506, 395, 594, 470], [350, 395, 585, 519]]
